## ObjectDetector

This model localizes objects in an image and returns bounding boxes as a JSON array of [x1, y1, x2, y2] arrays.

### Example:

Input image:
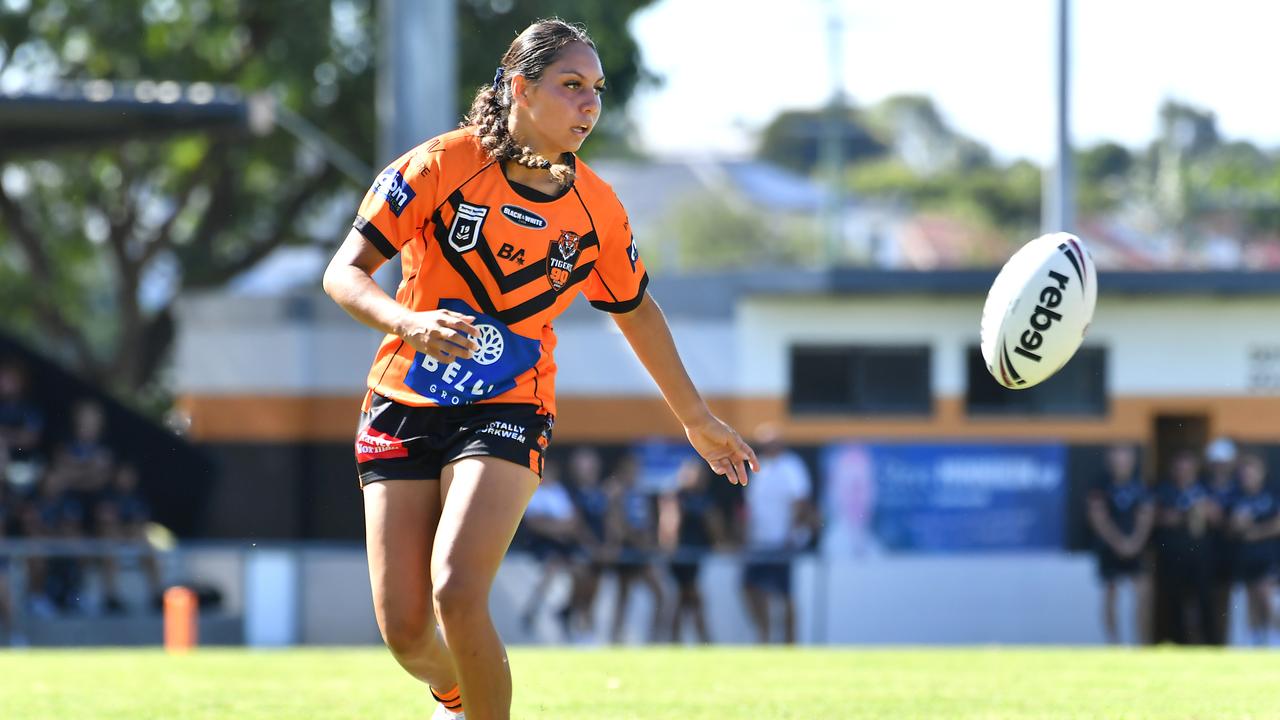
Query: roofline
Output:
[[662, 269, 1280, 298]]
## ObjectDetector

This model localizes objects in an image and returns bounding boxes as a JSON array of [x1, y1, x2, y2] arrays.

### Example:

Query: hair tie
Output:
[[492, 67, 505, 90]]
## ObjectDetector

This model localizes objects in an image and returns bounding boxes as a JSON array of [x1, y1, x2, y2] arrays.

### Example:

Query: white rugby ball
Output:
[[980, 232, 1097, 389]]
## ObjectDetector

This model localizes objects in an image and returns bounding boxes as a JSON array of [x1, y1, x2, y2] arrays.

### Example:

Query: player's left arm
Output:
[[610, 293, 759, 485]]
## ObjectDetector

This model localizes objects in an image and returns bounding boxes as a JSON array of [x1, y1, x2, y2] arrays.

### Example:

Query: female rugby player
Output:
[[323, 18, 758, 720]]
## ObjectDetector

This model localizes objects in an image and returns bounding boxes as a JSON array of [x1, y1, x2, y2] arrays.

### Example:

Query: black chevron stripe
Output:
[[445, 190, 598, 294], [1058, 242, 1084, 288], [433, 207, 596, 325], [1001, 343, 1026, 385]]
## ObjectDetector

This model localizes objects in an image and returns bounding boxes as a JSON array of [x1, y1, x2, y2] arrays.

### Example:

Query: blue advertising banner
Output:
[[821, 443, 1066, 554]]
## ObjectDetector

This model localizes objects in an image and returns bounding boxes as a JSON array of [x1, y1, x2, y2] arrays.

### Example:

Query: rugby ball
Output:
[[980, 232, 1097, 389]]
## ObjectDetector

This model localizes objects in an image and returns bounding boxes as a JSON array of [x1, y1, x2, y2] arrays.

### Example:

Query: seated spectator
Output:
[[20, 471, 87, 615], [94, 464, 163, 614], [49, 400, 115, 509], [0, 358, 44, 461]]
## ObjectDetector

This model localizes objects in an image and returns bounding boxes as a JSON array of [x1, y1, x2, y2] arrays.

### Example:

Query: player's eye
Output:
[[594, 85, 606, 95], [565, 81, 580, 89]]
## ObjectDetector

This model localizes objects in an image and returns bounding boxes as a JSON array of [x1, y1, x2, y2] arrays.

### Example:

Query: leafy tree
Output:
[[0, 0, 653, 406], [757, 107, 888, 175]]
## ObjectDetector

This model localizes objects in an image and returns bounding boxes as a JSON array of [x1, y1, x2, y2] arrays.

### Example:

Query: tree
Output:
[[0, 0, 654, 407], [757, 107, 888, 175]]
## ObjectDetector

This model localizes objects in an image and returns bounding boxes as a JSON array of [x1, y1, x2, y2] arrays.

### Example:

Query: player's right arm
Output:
[[323, 230, 480, 364]]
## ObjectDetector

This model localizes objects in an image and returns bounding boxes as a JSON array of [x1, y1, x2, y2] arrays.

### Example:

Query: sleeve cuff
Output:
[[589, 272, 649, 314], [353, 216, 398, 260]]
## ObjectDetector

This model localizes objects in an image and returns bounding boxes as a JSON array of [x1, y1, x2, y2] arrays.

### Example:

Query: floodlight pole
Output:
[[374, 0, 457, 291], [821, 1, 846, 265], [1044, 0, 1075, 235]]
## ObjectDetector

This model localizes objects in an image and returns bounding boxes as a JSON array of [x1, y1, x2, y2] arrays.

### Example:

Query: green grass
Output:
[[2, 646, 1279, 719]]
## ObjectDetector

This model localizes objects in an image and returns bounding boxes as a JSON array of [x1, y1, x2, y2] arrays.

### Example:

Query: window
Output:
[[965, 345, 1107, 416], [789, 345, 932, 415]]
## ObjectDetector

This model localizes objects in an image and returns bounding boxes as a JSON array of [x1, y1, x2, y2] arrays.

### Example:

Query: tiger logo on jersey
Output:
[[547, 230, 581, 291]]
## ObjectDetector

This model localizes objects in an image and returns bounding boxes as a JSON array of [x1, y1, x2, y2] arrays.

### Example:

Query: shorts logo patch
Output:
[[500, 204, 547, 229], [479, 420, 527, 443], [546, 230, 581, 291], [403, 299, 541, 406], [355, 428, 409, 463], [448, 202, 489, 252], [373, 168, 416, 217]]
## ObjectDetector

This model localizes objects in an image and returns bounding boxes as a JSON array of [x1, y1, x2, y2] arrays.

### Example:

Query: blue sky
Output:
[[627, 0, 1280, 163]]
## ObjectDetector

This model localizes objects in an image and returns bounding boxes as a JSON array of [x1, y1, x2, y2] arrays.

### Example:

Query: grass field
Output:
[[3, 646, 1280, 719]]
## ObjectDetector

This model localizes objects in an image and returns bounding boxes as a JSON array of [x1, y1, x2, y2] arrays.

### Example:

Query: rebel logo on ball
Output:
[[1012, 270, 1070, 363]]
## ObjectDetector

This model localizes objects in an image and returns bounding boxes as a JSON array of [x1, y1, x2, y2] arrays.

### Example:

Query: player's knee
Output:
[[432, 571, 487, 627], [380, 609, 434, 656]]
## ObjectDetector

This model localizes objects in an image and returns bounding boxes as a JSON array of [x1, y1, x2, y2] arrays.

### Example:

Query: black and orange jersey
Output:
[[351, 127, 648, 418]]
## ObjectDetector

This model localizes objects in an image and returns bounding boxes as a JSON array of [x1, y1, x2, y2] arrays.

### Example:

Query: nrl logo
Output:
[[546, 230, 581, 291]]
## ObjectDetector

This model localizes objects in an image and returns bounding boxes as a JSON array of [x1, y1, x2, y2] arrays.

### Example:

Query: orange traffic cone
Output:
[[164, 586, 198, 654]]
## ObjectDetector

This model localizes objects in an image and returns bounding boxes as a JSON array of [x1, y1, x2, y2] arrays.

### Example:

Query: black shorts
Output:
[[1236, 544, 1276, 583], [1096, 547, 1143, 581], [354, 393, 552, 486], [670, 561, 702, 589], [743, 560, 792, 596]]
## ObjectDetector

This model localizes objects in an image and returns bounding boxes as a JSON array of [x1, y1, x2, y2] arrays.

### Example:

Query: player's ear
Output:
[[510, 74, 531, 107]]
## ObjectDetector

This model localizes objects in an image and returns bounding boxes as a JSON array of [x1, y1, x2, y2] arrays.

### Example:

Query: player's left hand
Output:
[[684, 415, 759, 486]]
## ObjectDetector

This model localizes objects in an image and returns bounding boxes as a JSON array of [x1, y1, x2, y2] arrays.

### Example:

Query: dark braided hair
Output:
[[463, 18, 596, 186]]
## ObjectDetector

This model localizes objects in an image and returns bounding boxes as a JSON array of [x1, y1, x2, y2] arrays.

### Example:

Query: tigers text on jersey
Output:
[[351, 128, 647, 417]]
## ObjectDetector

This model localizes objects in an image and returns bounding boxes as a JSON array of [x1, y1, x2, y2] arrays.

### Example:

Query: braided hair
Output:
[[463, 18, 596, 187]]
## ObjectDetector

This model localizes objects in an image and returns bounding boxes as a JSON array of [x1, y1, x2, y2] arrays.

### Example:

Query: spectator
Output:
[[1153, 450, 1216, 644], [20, 471, 87, 615], [658, 458, 728, 644], [49, 400, 115, 508], [1230, 453, 1278, 646], [1202, 437, 1240, 645], [0, 358, 44, 461], [94, 464, 163, 614], [741, 423, 815, 645], [518, 460, 587, 637], [0, 463, 13, 642], [1086, 444, 1155, 644], [562, 446, 610, 638], [604, 454, 666, 644]]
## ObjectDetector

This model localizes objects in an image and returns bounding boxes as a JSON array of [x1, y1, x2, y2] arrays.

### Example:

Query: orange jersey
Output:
[[351, 128, 648, 418]]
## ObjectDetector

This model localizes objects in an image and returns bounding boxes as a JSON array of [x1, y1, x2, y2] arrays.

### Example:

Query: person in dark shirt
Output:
[[1230, 453, 1278, 646], [94, 464, 162, 613], [20, 471, 86, 614], [562, 446, 610, 639], [1086, 444, 1155, 644], [0, 359, 44, 462], [659, 459, 728, 644], [603, 454, 666, 644], [1202, 437, 1239, 645], [1154, 450, 1217, 644]]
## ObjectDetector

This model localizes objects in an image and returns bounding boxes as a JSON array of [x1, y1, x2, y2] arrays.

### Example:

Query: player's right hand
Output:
[[396, 309, 481, 364]]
